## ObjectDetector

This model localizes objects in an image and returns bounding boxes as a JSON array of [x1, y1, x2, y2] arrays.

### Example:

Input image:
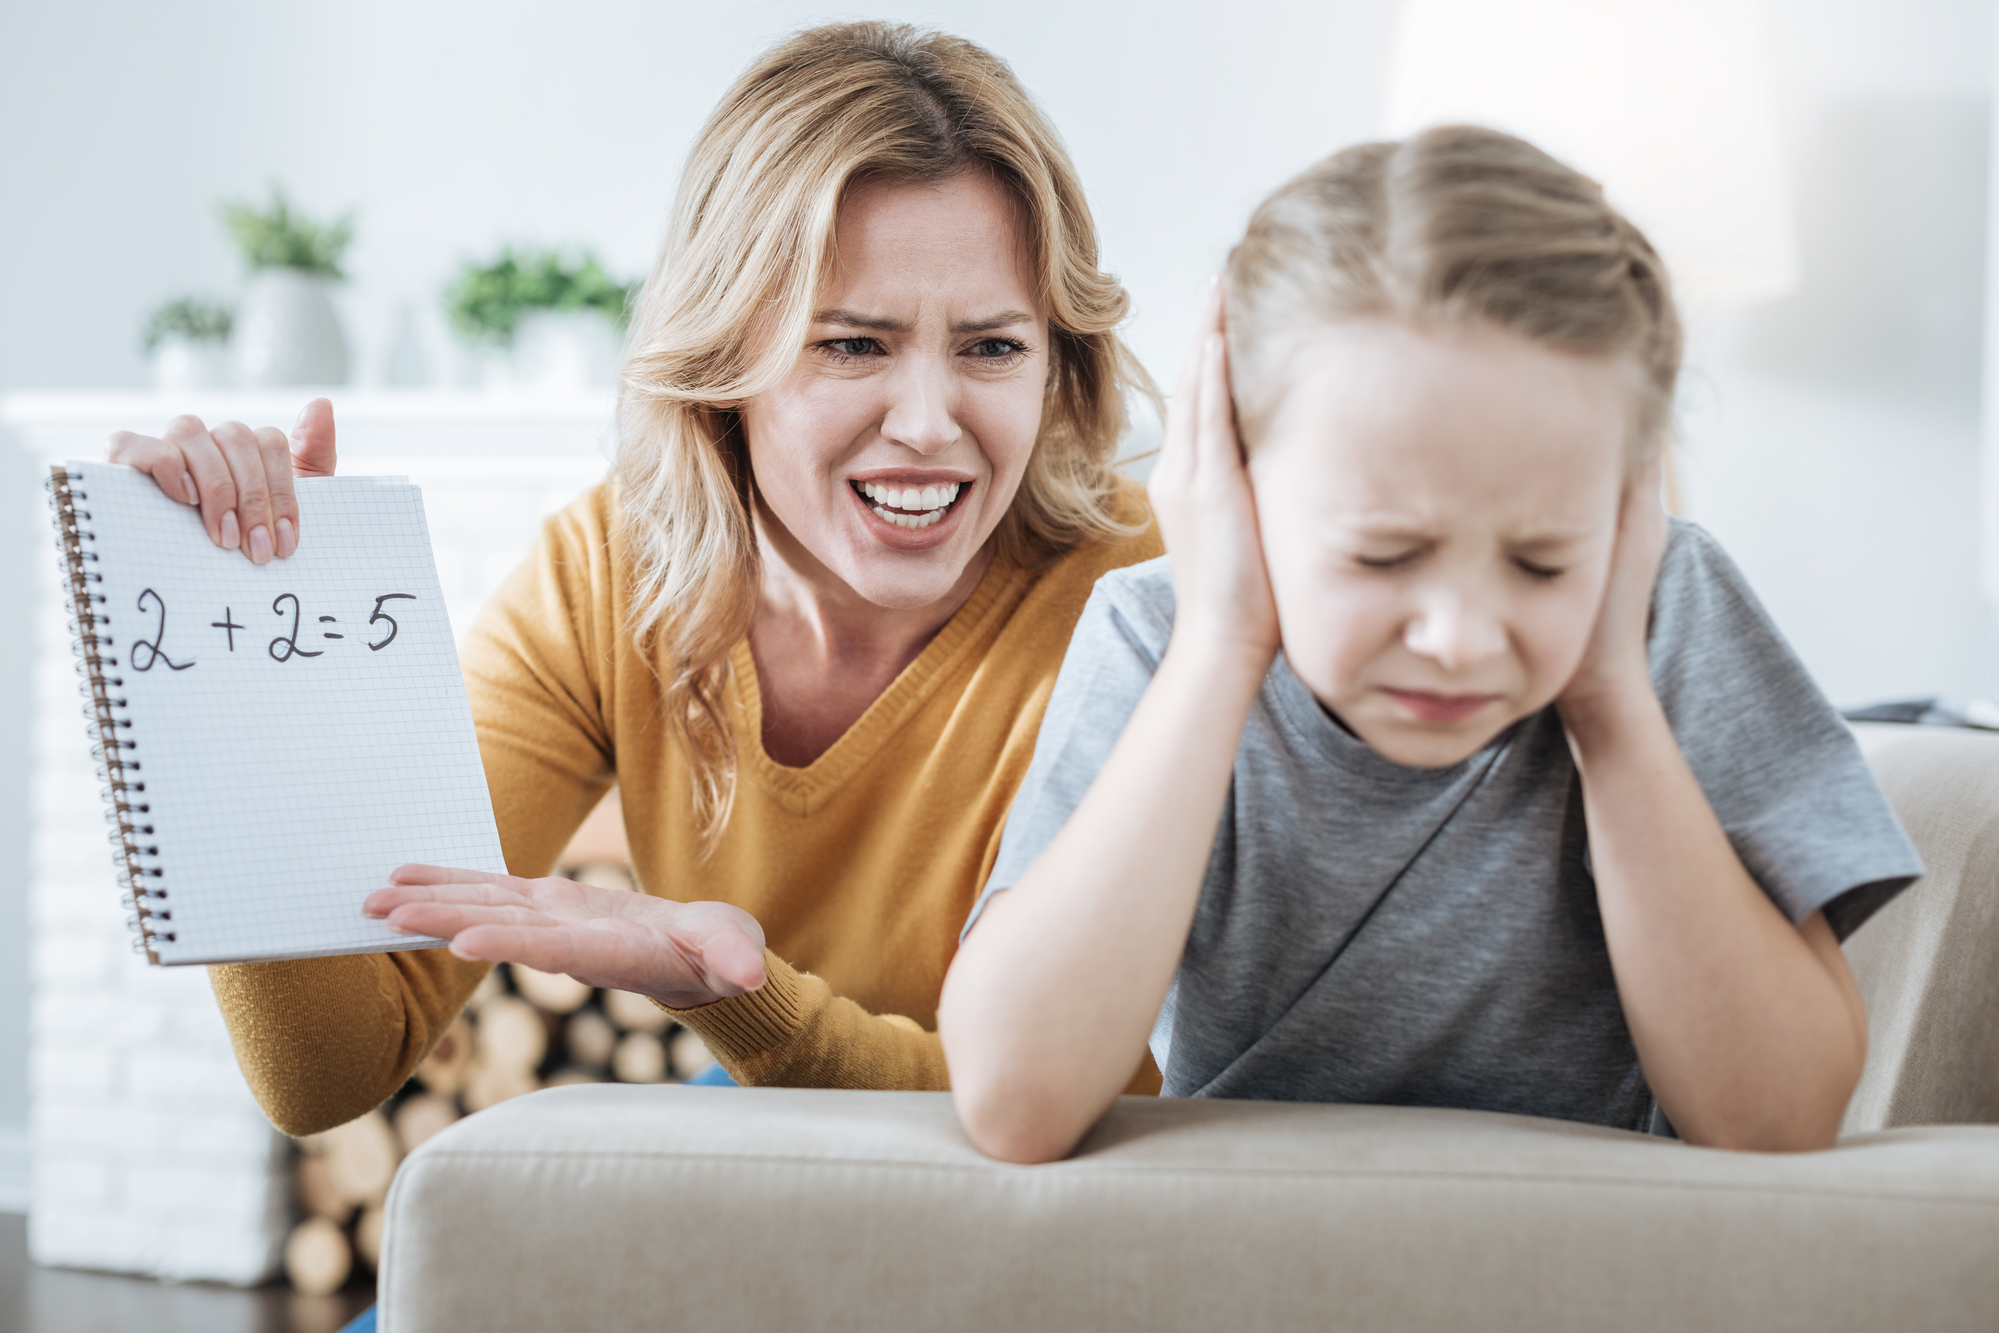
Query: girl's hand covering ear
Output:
[[364, 865, 768, 1011], [1149, 279, 1282, 664], [1559, 453, 1670, 719]]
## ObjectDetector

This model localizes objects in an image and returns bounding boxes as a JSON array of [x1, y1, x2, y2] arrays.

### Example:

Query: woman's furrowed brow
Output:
[[952, 310, 1036, 333], [814, 308, 905, 332], [812, 308, 1036, 334]]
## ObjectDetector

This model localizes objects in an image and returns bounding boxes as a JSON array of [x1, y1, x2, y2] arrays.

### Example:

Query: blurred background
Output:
[[0, 0, 1991, 1289]]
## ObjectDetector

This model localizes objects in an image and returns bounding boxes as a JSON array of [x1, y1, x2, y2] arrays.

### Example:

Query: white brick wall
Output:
[[13, 391, 613, 1282]]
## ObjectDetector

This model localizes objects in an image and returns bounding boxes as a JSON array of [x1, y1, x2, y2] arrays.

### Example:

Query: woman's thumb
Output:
[[289, 398, 339, 477], [702, 927, 767, 994]]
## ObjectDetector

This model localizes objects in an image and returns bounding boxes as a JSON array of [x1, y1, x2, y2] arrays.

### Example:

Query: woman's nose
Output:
[[880, 357, 963, 455], [1403, 590, 1507, 672]]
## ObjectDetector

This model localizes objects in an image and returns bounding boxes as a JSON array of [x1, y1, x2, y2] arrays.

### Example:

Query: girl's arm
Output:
[[663, 952, 1163, 1094], [941, 287, 1278, 1164], [1560, 472, 1867, 1151]]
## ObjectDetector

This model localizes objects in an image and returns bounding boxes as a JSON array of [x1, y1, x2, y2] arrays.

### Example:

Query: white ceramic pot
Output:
[[511, 309, 620, 391], [232, 269, 350, 386], [150, 336, 233, 391]]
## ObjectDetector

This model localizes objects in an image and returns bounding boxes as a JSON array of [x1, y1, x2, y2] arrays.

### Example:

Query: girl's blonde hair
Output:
[[1226, 125, 1682, 461], [615, 21, 1150, 843]]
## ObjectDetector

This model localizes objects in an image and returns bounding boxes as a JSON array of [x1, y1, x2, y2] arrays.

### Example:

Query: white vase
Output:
[[511, 309, 620, 392], [150, 336, 233, 391], [232, 270, 350, 386]]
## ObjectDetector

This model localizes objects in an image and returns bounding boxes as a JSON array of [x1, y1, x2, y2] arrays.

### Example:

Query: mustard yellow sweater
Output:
[[210, 482, 1162, 1135]]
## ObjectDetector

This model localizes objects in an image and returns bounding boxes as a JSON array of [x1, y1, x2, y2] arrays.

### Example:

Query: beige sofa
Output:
[[377, 724, 1999, 1332]]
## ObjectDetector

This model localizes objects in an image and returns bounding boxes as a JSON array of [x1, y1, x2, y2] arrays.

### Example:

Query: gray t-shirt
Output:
[[970, 521, 1922, 1131]]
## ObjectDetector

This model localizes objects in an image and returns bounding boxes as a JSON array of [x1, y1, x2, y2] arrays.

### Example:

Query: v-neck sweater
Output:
[[208, 479, 1162, 1135]]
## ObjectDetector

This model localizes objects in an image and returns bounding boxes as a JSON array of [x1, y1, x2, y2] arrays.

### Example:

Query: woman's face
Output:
[[739, 171, 1049, 611]]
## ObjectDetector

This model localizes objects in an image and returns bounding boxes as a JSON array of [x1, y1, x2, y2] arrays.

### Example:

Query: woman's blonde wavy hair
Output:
[[615, 21, 1151, 844], [1226, 125, 1683, 467]]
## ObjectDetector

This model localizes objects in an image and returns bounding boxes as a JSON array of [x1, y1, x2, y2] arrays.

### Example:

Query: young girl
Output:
[[938, 126, 1922, 1164]]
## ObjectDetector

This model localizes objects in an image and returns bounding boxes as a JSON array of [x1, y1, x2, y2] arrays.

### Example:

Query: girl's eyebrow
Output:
[[1506, 525, 1600, 551], [1331, 515, 1435, 540], [1330, 517, 1601, 548]]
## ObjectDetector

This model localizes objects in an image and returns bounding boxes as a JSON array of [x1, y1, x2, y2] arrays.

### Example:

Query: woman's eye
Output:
[[1515, 559, 1564, 582], [965, 337, 1027, 361], [820, 337, 882, 360]]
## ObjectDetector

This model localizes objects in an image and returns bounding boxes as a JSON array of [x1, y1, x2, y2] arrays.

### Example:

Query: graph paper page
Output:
[[62, 462, 506, 965]]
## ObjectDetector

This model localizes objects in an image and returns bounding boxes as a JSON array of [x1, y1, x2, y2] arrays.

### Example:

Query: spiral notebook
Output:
[[48, 461, 507, 965]]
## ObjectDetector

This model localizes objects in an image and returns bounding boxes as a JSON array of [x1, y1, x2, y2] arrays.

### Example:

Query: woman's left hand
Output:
[[365, 865, 767, 1010], [1558, 454, 1669, 722]]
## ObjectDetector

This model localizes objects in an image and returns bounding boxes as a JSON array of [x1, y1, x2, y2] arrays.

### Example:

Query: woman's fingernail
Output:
[[276, 517, 297, 558], [220, 510, 240, 549], [181, 475, 199, 505], [249, 524, 273, 564]]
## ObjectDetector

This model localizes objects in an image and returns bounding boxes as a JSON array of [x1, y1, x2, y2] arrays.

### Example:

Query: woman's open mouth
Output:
[[851, 479, 967, 530]]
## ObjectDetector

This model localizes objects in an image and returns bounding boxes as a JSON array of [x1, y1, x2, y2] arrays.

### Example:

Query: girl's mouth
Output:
[[1380, 688, 1501, 724], [850, 479, 967, 530]]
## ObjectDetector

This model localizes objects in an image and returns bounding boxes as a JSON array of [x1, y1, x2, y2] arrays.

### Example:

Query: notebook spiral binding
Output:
[[48, 466, 170, 963]]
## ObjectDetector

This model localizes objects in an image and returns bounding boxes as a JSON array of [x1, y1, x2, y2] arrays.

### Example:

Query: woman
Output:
[[111, 21, 1163, 1136]]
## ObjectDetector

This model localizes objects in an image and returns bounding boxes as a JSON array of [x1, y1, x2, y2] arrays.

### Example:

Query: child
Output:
[[937, 126, 1922, 1164]]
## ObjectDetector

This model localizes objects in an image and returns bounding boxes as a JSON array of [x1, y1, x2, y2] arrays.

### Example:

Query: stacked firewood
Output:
[[282, 818, 721, 1293]]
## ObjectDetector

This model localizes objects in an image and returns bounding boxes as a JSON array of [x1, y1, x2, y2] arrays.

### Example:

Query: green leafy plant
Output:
[[444, 248, 638, 346], [141, 296, 234, 352], [218, 184, 355, 279]]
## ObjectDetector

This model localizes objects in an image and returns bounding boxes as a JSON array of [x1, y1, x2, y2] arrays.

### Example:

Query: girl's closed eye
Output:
[[1352, 547, 1426, 572], [1513, 557, 1565, 581]]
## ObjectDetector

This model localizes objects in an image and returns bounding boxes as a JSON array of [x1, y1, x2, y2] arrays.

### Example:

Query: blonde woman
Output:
[[109, 21, 1163, 1136]]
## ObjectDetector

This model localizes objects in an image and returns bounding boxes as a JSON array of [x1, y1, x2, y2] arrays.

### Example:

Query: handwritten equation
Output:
[[125, 589, 417, 674]]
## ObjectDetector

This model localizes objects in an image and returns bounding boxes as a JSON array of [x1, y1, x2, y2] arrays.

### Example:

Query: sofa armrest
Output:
[[1844, 722, 1999, 1132], [380, 1085, 1999, 1332]]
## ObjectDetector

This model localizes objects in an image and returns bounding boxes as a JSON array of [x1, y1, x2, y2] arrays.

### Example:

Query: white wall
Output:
[[0, 0, 1399, 395], [0, 0, 1991, 1147], [1679, 0, 1995, 707]]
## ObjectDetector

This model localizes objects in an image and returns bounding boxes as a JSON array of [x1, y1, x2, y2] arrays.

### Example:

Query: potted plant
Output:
[[444, 248, 636, 390], [142, 296, 234, 391], [221, 184, 356, 386]]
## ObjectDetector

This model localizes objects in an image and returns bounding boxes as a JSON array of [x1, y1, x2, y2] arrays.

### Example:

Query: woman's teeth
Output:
[[857, 481, 961, 530]]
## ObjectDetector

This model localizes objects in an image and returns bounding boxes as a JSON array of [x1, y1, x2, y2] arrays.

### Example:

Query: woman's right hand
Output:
[[105, 397, 339, 564], [1148, 279, 1281, 665]]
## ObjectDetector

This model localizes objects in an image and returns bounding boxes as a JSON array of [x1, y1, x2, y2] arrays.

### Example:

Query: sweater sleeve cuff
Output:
[[658, 949, 808, 1057]]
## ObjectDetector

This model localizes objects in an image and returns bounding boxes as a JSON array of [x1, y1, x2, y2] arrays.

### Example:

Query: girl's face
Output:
[[739, 171, 1049, 611], [1247, 319, 1631, 768]]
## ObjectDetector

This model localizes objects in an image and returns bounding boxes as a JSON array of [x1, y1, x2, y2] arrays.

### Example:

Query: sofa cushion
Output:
[[381, 1085, 1999, 1332], [1846, 723, 1999, 1131]]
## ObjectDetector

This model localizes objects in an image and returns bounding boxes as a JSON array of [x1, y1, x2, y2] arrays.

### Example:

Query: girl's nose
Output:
[[1403, 590, 1507, 672], [880, 357, 963, 455]]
